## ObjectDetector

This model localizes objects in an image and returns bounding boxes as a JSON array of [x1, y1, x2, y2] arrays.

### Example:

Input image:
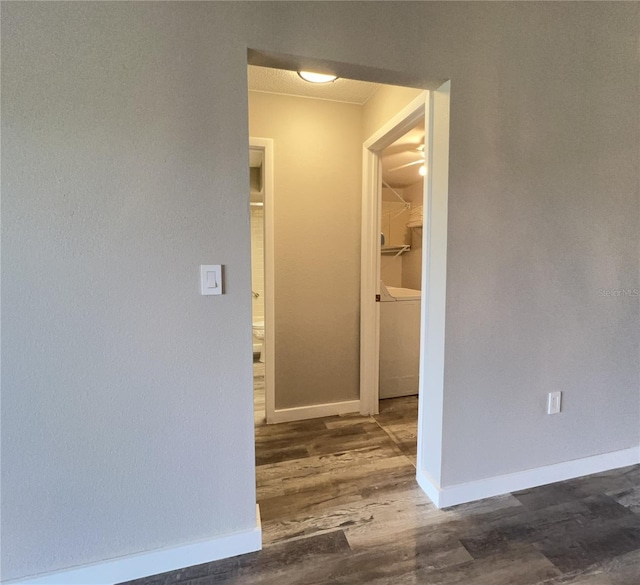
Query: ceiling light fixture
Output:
[[298, 71, 338, 84], [419, 165, 427, 177]]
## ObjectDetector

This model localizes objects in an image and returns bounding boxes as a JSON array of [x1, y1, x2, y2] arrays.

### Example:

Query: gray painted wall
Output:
[[1, 3, 258, 580], [2, 1, 638, 581]]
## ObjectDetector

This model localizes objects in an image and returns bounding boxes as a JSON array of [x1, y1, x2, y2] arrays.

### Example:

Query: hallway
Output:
[[254, 361, 419, 539]]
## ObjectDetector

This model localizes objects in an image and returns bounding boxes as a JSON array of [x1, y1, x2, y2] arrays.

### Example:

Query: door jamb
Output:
[[416, 82, 450, 491], [360, 83, 451, 500]]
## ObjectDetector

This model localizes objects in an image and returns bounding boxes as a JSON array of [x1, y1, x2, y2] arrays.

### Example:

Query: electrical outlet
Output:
[[547, 391, 562, 415]]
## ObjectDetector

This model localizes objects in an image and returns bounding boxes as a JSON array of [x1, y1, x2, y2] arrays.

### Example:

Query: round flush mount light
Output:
[[298, 71, 338, 84]]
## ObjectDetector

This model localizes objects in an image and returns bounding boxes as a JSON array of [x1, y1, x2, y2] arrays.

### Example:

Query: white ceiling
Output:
[[248, 65, 380, 105], [247, 65, 423, 189], [381, 124, 426, 189]]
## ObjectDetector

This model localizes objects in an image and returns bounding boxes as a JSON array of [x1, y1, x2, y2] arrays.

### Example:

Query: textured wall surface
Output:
[[2, 1, 638, 581], [1, 3, 259, 581]]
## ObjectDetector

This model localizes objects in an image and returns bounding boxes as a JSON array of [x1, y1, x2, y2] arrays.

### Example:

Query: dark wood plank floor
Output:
[[121, 363, 640, 585]]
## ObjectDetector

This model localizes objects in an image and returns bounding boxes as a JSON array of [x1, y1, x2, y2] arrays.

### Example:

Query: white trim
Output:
[[416, 81, 450, 487], [249, 138, 275, 424], [249, 88, 372, 107], [416, 467, 444, 507], [271, 400, 360, 424], [364, 92, 429, 152], [417, 446, 640, 509], [5, 507, 262, 585], [359, 146, 382, 416], [360, 91, 429, 417], [359, 82, 452, 508]]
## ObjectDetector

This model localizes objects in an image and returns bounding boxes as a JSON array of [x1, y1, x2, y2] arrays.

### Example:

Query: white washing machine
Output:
[[379, 282, 421, 399]]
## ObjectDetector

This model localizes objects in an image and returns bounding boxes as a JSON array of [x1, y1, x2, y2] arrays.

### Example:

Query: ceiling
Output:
[[248, 65, 424, 189], [248, 65, 380, 105], [381, 123, 425, 189]]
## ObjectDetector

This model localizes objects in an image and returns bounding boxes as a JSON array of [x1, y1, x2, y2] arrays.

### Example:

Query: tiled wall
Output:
[[250, 207, 265, 323]]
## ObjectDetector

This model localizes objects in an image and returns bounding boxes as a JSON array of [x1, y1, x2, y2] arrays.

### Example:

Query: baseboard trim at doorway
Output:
[[4, 506, 263, 585], [270, 400, 360, 424], [417, 445, 640, 509]]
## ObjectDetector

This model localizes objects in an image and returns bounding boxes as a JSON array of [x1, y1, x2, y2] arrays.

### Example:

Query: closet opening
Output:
[[379, 119, 425, 403]]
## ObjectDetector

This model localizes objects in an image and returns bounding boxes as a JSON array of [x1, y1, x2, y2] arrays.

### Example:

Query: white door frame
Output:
[[359, 82, 451, 496], [359, 91, 428, 416], [249, 137, 275, 423]]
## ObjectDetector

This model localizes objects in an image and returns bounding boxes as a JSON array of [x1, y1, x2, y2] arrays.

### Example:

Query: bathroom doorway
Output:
[[249, 138, 274, 425]]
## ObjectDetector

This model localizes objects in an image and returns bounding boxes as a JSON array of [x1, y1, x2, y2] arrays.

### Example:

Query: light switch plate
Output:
[[547, 391, 562, 415], [200, 265, 222, 295]]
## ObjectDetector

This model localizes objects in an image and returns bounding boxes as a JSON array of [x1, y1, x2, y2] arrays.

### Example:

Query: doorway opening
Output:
[[249, 137, 274, 426], [378, 119, 425, 403], [247, 59, 450, 516]]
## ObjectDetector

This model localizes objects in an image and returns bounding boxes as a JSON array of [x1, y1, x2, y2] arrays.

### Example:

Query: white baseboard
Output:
[[416, 468, 444, 507], [5, 505, 262, 585], [417, 446, 640, 509], [269, 400, 360, 424]]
